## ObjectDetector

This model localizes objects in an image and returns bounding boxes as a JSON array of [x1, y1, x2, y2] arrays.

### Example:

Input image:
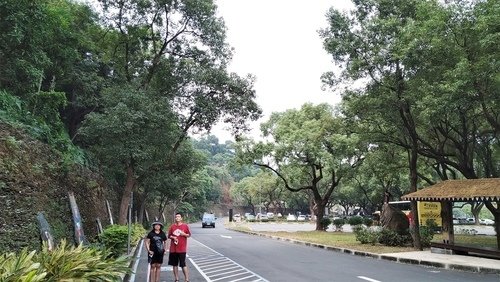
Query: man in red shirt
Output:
[[168, 212, 191, 282]]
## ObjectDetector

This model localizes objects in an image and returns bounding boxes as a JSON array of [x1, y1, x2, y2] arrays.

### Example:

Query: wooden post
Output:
[[440, 200, 454, 244]]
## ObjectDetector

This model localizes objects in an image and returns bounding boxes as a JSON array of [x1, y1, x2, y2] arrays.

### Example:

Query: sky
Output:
[[209, 0, 354, 142]]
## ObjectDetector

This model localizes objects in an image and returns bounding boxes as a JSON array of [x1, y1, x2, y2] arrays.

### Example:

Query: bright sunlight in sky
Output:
[[209, 0, 354, 142]]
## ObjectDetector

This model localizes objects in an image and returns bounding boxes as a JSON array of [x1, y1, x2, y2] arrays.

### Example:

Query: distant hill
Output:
[[0, 122, 115, 252]]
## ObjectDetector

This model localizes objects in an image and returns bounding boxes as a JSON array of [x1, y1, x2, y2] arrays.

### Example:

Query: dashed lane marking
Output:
[[357, 276, 381, 282]]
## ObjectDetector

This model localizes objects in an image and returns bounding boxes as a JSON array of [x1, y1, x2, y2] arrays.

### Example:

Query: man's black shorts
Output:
[[168, 252, 187, 267]]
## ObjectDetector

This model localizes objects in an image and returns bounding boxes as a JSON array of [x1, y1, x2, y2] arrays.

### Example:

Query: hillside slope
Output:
[[0, 122, 115, 252]]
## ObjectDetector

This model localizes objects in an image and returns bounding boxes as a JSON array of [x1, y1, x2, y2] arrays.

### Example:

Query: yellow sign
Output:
[[417, 201, 442, 227]]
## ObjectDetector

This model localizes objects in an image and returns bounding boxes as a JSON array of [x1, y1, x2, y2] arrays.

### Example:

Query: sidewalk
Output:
[[381, 250, 500, 274], [232, 228, 500, 275]]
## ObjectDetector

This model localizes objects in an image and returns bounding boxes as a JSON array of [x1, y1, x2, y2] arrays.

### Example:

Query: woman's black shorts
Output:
[[149, 250, 164, 264], [168, 252, 187, 267]]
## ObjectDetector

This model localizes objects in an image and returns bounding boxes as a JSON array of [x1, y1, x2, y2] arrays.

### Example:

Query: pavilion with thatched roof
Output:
[[402, 178, 500, 252]]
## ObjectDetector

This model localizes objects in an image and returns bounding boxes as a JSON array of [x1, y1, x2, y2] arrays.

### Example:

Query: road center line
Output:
[[357, 276, 381, 282], [220, 235, 232, 239]]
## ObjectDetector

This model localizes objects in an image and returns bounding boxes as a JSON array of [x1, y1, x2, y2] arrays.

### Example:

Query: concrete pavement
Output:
[[233, 222, 500, 275]]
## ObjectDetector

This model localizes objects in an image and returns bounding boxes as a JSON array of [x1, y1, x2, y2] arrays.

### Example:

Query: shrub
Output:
[[353, 226, 379, 245], [419, 226, 434, 248], [363, 217, 374, 227], [37, 240, 129, 281], [99, 224, 146, 257], [332, 218, 345, 231], [418, 219, 436, 248], [132, 224, 147, 246], [319, 217, 332, 231], [378, 229, 412, 247], [348, 216, 363, 226], [99, 225, 129, 257]]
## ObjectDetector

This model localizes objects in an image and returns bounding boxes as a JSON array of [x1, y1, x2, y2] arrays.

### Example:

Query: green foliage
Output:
[[232, 171, 281, 208], [0, 241, 129, 282], [37, 241, 129, 281], [363, 217, 374, 227], [418, 219, 437, 248], [319, 217, 332, 231], [332, 218, 345, 231], [0, 91, 88, 166], [419, 226, 434, 248], [353, 226, 379, 245], [28, 91, 67, 127], [348, 216, 364, 226], [99, 225, 128, 257], [99, 224, 145, 257], [0, 249, 46, 282], [378, 229, 412, 247]]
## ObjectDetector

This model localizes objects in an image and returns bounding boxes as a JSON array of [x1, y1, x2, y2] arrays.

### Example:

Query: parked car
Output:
[[257, 213, 269, 222], [266, 212, 275, 219], [480, 218, 494, 225], [286, 214, 297, 221], [297, 215, 306, 221], [246, 214, 256, 222], [202, 213, 216, 228]]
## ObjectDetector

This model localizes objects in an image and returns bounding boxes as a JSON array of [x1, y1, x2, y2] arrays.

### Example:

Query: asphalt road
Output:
[[129, 219, 499, 282]]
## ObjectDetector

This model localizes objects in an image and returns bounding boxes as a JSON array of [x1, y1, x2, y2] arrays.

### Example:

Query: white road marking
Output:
[[189, 257, 212, 282], [230, 275, 260, 282], [220, 235, 232, 239], [357, 276, 381, 282], [190, 238, 268, 282]]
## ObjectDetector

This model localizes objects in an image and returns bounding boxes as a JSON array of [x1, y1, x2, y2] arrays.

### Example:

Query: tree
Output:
[[232, 171, 281, 215], [321, 0, 432, 248], [79, 86, 180, 223], [237, 103, 365, 230], [79, 0, 261, 223]]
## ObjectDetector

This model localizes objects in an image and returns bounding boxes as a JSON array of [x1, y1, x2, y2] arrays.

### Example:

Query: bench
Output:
[[430, 242, 500, 260]]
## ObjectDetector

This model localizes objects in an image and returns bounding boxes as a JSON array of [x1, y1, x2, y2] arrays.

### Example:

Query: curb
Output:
[[230, 228, 500, 275], [123, 239, 142, 282]]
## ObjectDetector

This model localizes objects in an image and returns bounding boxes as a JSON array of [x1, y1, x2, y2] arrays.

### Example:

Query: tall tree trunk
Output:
[[471, 202, 484, 225], [409, 147, 422, 250], [314, 198, 326, 231], [440, 200, 454, 244], [484, 201, 500, 250], [138, 192, 148, 224], [118, 164, 136, 224]]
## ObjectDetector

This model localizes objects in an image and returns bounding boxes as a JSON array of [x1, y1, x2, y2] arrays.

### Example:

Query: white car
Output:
[[480, 218, 494, 225], [256, 213, 269, 221], [266, 212, 274, 219], [286, 214, 296, 221], [297, 215, 306, 221]]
